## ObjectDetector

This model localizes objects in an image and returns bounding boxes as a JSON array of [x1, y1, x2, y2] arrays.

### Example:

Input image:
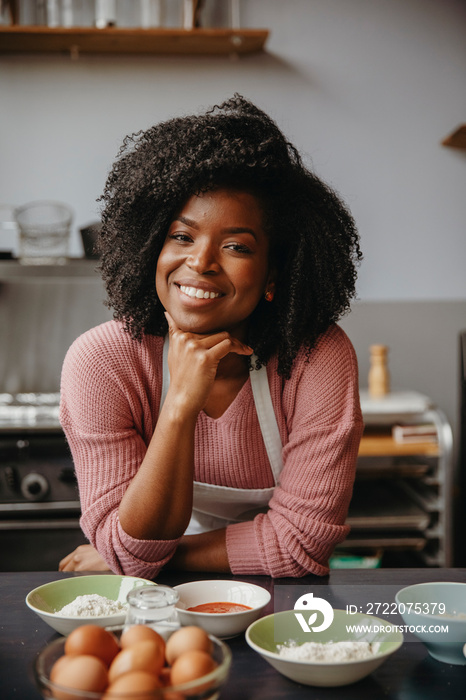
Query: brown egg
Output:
[[51, 654, 108, 700], [170, 649, 216, 687], [160, 666, 185, 700], [165, 626, 213, 666], [104, 670, 162, 698], [64, 625, 120, 667], [108, 639, 165, 683], [50, 654, 74, 683], [120, 624, 166, 655]]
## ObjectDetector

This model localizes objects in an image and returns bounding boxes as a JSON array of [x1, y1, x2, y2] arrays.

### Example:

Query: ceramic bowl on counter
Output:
[[245, 609, 403, 687], [173, 579, 271, 639], [34, 629, 231, 700], [395, 582, 466, 665], [26, 574, 157, 635]]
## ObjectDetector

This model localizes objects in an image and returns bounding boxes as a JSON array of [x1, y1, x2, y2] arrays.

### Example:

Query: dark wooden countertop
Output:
[[2, 568, 465, 699]]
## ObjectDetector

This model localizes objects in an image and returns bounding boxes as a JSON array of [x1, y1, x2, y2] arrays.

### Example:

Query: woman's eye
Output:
[[225, 243, 252, 254], [169, 233, 192, 242]]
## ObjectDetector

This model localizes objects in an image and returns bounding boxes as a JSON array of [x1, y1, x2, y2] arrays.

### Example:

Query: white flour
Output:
[[439, 611, 466, 619], [56, 594, 126, 617], [277, 640, 380, 662]]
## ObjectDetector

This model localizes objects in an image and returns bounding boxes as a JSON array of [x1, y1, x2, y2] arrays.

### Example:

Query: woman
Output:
[[59, 95, 363, 578]]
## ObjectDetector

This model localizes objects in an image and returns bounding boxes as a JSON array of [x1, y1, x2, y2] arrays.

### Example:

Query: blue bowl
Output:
[[395, 582, 466, 665]]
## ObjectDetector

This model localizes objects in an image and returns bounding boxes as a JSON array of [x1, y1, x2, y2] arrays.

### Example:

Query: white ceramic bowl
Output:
[[174, 579, 271, 639], [26, 575, 157, 635], [395, 582, 466, 665], [246, 609, 403, 687]]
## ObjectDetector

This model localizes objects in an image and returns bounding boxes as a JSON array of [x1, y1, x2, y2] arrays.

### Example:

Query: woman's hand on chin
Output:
[[164, 312, 252, 415]]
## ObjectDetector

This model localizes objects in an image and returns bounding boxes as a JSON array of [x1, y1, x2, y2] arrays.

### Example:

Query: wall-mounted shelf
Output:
[[0, 26, 269, 56], [359, 428, 440, 457], [0, 259, 99, 279], [442, 124, 466, 149]]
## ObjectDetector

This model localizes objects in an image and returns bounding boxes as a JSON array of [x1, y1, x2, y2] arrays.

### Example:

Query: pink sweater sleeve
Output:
[[59, 324, 179, 578], [225, 325, 363, 578]]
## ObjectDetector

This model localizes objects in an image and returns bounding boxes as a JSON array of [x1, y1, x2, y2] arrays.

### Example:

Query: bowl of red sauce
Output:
[[173, 580, 272, 639]]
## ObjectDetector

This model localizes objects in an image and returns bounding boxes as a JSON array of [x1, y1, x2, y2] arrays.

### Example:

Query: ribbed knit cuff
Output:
[[225, 521, 266, 575], [117, 521, 179, 564]]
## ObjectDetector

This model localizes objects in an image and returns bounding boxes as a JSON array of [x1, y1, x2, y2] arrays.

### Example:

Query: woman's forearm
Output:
[[118, 319, 253, 543], [166, 529, 230, 572], [118, 395, 198, 540]]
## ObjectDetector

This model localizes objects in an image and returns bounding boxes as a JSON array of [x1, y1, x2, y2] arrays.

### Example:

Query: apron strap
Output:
[[159, 336, 284, 485], [249, 355, 284, 484]]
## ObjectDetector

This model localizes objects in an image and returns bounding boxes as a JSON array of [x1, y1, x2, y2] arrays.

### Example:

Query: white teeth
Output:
[[179, 285, 220, 299]]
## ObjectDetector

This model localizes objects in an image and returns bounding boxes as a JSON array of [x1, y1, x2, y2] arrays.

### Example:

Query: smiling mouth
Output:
[[179, 285, 222, 300]]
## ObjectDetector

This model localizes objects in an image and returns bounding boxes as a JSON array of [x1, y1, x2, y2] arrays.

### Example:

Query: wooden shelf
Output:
[[442, 124, 466, 149], [359, 429, 439, 457], [0, 26, 269, 56]]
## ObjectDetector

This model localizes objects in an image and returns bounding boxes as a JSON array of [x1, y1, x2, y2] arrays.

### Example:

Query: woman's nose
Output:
[[186, 242, 219, 274]]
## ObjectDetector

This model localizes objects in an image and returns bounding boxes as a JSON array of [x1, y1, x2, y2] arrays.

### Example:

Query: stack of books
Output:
[[392, 424, 438, 444]]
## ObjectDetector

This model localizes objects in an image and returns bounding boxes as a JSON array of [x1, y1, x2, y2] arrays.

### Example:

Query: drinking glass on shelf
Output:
[[95, 0, 116, 28], [14, 200, 73, 265], [229, 0, 240, 28], [140, 0, 163, 28]]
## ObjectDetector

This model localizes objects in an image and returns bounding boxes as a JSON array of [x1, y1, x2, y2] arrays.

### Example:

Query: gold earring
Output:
[[264, 290, 274, 302]]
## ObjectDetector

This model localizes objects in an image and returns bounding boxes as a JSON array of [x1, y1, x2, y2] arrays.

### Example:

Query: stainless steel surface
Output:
[[0, 392, 61, 430], [0, 263, 112, 395]]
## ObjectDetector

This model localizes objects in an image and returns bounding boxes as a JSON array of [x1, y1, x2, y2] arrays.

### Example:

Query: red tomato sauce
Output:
[[187, 602, 252, 614]]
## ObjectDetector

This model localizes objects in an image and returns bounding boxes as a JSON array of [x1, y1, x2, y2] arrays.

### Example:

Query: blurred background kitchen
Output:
[[0, 0, 465, 571]]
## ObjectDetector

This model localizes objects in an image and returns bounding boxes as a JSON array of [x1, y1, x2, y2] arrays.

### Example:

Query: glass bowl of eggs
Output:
[[34, 623, 232, 699]]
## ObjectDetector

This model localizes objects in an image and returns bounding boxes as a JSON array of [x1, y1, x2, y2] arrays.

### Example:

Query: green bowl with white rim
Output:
[[245, 609, 403, 687], [26, 575, 157, 636]]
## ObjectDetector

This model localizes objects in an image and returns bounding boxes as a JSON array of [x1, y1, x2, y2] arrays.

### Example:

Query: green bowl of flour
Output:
[[246, 608, 403, 687], [26, 574, 157, 636]]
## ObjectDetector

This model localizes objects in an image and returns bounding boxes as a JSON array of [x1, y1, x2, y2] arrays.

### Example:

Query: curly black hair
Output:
[[97, 94, 362, 379]]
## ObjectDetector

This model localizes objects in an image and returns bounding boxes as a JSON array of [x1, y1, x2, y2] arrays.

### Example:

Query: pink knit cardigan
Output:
[[59, 320, 363, 579]]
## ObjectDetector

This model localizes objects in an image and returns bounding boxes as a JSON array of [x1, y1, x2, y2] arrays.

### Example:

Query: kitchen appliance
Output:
[[0, 392, 87, 571]]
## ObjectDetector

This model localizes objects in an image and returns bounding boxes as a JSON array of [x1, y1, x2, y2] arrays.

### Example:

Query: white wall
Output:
[[1, 0, 465, 301]]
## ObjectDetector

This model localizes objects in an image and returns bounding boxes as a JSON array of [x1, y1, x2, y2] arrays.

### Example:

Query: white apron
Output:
[[160, 336, 284, 535]]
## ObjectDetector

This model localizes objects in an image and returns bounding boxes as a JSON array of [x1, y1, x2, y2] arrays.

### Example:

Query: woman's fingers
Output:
[[164, 311, 253, 356], [58, 551, 74, 571], [162, 311, 253, 414], [205, 336, 253, 362], [58, 544, 110, 572]]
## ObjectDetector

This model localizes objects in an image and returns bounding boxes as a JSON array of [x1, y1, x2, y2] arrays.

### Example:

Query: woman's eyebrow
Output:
[[224, 227, 257, 239], [174, 217, 257, 239], [176, 215, 198, 228]]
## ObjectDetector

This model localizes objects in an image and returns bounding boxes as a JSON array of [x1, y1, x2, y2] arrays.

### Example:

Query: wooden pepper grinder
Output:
[[368, 345, 390, 397]]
